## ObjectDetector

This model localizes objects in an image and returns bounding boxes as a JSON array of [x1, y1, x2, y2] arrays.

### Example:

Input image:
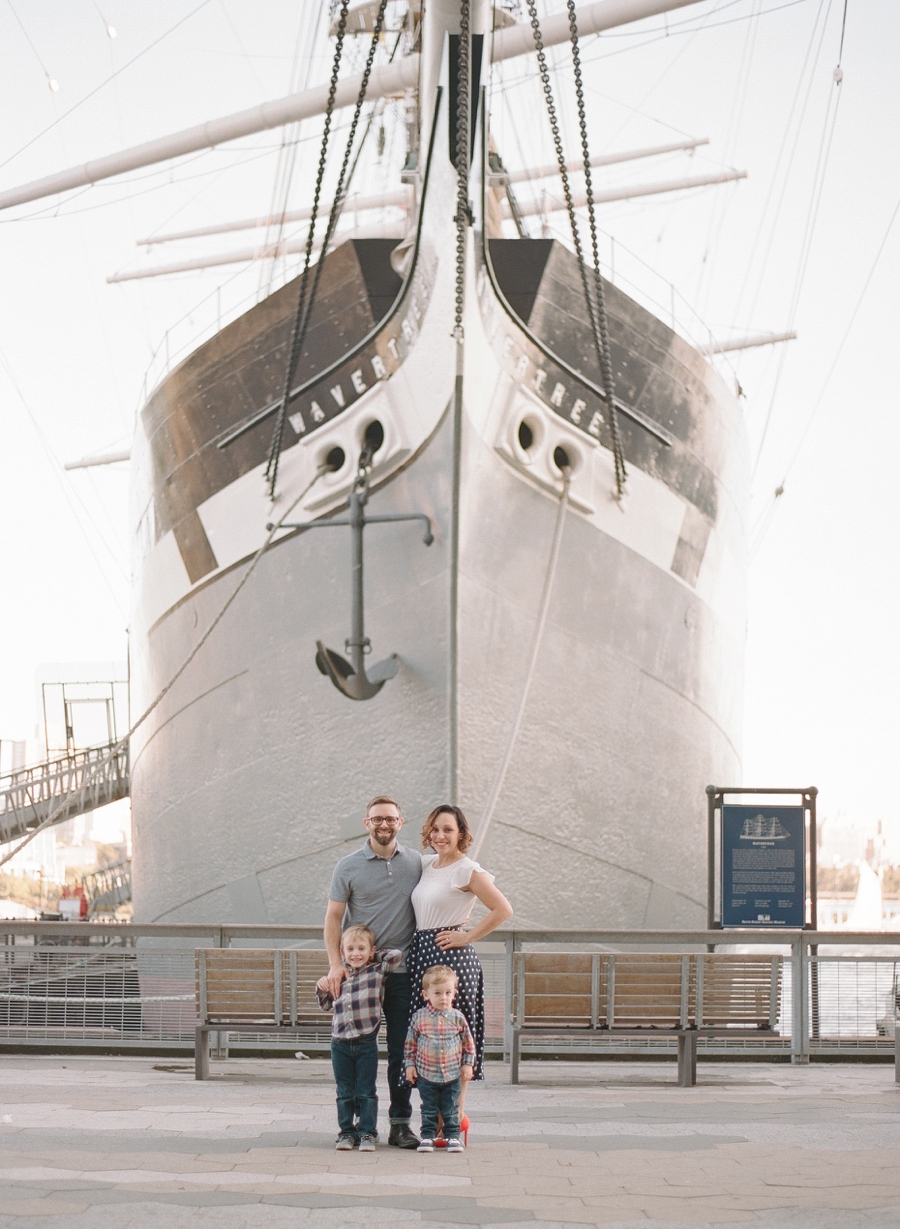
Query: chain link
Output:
[[567, 0, 625, 495], [266, 0, 389, 499], [453, 0, 471, 339], [525, 0, 626, 497]]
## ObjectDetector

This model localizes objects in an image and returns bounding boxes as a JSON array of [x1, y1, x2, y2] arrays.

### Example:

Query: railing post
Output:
[[503, 933, 517, 1061], [791, 932, 808, 1064]]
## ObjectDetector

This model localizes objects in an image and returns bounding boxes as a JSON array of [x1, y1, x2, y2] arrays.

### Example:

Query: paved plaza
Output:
[[2, 1054, 900, 1227]]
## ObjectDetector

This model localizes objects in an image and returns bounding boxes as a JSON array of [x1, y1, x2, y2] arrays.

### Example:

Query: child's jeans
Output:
[[331, 1031, 379, 1138], [418, 1074, 461, 1139]]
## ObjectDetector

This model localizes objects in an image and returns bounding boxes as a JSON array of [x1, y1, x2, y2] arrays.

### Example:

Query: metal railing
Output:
[[0, 924, 897, 1060], [0, 741, 130, 844]]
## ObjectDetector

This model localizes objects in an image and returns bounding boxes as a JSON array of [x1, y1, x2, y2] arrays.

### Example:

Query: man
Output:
[[325, 794, 423, 1148]]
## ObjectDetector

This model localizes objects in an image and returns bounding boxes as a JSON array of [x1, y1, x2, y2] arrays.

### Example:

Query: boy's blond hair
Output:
[[421, 964, 458, 992], [341, 924, 376, 952]]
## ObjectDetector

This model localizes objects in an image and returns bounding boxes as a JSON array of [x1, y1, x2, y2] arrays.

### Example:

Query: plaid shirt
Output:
[[316, 948, 402, 1039], [404, 1005, 475, 1083]]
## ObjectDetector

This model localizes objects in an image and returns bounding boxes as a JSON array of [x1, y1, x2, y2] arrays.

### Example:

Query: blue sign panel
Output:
[[721, 805, 806, 928]]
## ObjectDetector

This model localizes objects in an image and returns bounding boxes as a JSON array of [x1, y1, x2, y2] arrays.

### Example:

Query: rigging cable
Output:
[[471, 466, 571, 861], [265, 0, 389, 499], [525, 0, 626, 496], [0, 463, 329, 870]]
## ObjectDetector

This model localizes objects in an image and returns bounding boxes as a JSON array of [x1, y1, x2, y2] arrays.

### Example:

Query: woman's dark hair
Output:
[[421, 804, 473, 854]]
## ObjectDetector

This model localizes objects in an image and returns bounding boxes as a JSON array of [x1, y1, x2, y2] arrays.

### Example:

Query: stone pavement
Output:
[[2, 1055, 900, 1228]]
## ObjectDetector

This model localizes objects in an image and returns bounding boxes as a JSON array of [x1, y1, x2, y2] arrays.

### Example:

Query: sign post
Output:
[[707, 786, 819, 1052]]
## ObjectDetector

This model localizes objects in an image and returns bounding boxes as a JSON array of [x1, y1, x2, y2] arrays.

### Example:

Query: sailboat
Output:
[[0, 0, 749, 929]]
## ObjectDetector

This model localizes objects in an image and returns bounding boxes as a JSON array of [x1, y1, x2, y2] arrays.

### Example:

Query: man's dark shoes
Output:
[[388, 1123, 420, 1149]]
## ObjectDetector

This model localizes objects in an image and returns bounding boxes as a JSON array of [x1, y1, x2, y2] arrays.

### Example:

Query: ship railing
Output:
[[0, 742, 130, 845], [0, 924, 898, 1064]]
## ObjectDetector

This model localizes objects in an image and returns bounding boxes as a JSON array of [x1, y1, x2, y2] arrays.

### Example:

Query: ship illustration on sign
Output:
[[740, 815, 790, 841]]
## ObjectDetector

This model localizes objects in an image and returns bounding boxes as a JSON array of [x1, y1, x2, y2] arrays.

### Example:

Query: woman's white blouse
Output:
[[411, 853, 495, 930]]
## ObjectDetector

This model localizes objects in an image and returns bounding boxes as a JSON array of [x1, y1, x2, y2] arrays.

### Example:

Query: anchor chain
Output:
[[453, 0, 470, 338], [567, 0, 625, 496], [265, 0, 389, 499], [525, 0, 626, 497]]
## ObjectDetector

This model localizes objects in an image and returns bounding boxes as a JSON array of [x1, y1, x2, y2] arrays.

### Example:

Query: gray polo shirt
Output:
[[329, 840, 423, 971]]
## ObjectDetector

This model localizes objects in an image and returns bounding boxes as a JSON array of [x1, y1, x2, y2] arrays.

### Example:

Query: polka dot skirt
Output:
[[407, 926, 486, 1080]]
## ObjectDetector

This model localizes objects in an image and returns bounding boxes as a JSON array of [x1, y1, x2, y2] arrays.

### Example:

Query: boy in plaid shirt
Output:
[[404, 965, 475, 1153], [316, 924, 401, 1150]]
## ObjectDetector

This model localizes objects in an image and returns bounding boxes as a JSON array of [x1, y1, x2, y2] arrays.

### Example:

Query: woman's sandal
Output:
[[434, 1115, 470, 1148]]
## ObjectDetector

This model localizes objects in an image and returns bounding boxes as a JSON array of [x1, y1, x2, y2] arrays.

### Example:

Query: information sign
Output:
[[721, 805, 806, 927]]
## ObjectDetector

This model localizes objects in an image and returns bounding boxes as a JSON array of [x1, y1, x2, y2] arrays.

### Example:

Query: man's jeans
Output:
[[382, 972, 413, 1123], [418, 1075, 461, 1140], [331, 1032, 378, 1138]]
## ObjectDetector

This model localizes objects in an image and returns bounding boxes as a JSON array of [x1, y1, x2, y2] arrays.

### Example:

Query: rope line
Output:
[[0, 467, 327, 871], [471, 469, 571, 861], [453, 0, 470, 338]]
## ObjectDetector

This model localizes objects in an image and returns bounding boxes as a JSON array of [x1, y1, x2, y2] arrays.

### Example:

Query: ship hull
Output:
[[129, 81, 747, 929]]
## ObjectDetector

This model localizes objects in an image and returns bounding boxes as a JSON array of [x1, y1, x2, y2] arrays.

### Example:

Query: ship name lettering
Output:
[[514, 353, 528, 379], [550, 382, 566, 407], [310, 401, 326, 422], [387, 336, 400, 360], [534, 369, 547, 393], [410, 299, 421, 324], [501, 335, 514, 359], [588, 410, 604, 437], [329, 385, 345, 408], [371, 354, 387, 379], [477, 268, 486, 295], [288, 411, 306, 435], [401, 318, 415, 342], [570, 398, 586, 424], [351, 369, 367, 394]]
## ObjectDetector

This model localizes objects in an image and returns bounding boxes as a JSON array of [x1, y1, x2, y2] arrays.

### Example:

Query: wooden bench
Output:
[[510, 952, 782, 1086], [194, 948, 331, 1078]]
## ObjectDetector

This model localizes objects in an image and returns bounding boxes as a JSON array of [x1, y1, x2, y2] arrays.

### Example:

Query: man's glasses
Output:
[[367, 817, 401, 827]]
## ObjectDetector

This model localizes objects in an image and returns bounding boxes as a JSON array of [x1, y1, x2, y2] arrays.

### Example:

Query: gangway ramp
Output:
[[0, 742, 129, 846]]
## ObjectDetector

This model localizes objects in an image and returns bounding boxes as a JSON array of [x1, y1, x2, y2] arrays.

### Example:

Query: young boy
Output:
[[404, 964, 475, 1153], [316, 924, 402, 1151]]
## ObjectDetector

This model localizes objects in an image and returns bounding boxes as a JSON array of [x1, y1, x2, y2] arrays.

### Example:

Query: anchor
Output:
[[273, 431, 434, 701]]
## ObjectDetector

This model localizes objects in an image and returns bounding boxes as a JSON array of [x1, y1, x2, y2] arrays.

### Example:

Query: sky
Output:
[[0, 0, 897, 845]]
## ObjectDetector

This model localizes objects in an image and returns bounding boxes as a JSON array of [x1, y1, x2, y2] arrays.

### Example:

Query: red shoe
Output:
[[435, 1117, 469, 1148]]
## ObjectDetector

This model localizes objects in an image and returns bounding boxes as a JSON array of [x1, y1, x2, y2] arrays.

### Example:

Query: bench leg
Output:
[[895, 1023, 900, 1084], [510, 1028, 520, 1085], [195, 1026, 210, 1081], [677, 1031, 697, 1087]]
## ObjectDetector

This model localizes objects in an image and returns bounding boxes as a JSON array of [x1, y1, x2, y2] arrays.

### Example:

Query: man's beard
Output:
[[371, 829, 395, 847]]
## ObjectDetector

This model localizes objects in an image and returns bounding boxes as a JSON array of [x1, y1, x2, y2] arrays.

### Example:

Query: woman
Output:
[[408, 804, 513, 1117]]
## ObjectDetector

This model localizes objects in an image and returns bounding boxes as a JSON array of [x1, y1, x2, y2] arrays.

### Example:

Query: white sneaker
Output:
[[417, 1138, 435, 1152], [446, 1137, 464, 1152], [358, 1134, 376, 1152]]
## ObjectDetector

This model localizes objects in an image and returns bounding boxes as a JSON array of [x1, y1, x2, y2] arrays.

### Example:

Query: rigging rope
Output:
[[471, 467, 571, 861], [525, 0, 626, 497], [265, 0, 389, 499], [0, 465, 328, 871]]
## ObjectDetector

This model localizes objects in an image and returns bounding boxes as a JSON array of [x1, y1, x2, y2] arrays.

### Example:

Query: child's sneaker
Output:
[[446, 1137, 464, 1153], [417, 1138, 435, 1152], [335, 1134, 356, 1150], [358, 1134, 376, 1152]]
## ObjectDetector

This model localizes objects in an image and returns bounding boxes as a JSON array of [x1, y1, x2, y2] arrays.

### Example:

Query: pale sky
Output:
[[0, 1, 897, 841]]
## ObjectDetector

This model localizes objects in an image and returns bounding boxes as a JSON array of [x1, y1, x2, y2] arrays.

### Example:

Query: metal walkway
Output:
[[0, 742, 130, 846]]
